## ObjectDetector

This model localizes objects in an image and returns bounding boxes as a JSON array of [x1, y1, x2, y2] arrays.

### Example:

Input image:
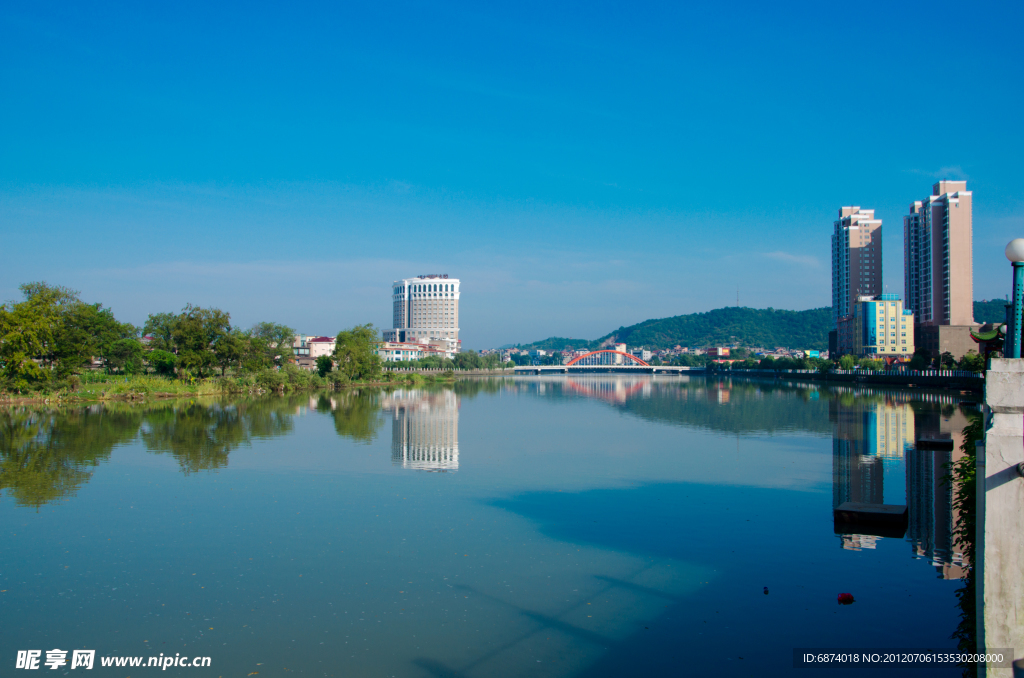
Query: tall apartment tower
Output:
[[903, 181, 975, 357], [831, 207, 882, 328], [383, 275, 461, 353]]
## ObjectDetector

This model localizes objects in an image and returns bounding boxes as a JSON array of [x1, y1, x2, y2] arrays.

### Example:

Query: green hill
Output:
[[519, 306, 833, 351], [519, 300, 1008, 352], [974, 299, 1008, 324]]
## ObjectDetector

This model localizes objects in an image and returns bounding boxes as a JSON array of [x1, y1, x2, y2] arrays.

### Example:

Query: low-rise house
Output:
[[292, 335, 337, 369], [378, 341, 449, 362]]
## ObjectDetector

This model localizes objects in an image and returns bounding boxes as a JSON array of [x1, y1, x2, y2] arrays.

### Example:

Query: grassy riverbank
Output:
[[0, 368, 458, 405]]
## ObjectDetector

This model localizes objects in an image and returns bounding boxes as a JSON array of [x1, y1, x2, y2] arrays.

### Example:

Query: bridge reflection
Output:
[[565, 377, 650, 404]]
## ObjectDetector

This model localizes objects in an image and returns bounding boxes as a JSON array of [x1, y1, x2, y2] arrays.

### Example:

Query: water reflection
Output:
[[380, 389, 459, 471], [0, 404, 143, 507], [0, 396, 307, 504], [508, 375, 975, 579], [907, 406, 970, 579], [1, 380, 977, 583], [0, 378, 977, 675], [830, 398, 914, 548], [313, 390, 385, 443], [826, 392, 971, 577], [564, 377, 649, 404]]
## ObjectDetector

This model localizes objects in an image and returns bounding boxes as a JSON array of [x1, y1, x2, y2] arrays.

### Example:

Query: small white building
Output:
[[308, 336, 336, 358], [378, 340, 453, 362]]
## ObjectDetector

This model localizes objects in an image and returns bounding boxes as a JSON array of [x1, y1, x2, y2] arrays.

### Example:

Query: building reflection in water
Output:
[[906, 405, 969, 579], [380, 390, 459, 472], [830, 391, 970, 578]]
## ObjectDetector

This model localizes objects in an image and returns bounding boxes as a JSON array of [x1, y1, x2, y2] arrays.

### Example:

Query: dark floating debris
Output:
[[837, 593, 855, 605]]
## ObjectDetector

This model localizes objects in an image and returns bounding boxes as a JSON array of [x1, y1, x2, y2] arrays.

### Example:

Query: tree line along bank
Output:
[[0, 282, 481, 397]]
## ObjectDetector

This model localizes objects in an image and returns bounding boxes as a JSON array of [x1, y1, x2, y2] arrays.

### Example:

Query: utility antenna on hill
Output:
[[737, 287, 739, 307]]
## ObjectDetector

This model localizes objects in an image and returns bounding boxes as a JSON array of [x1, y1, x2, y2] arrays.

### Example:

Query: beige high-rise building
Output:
[[383, 275, 461, 354], [903, 181, 975, 357], [904, 181, 973, 326], [831, 207, 882, 328]]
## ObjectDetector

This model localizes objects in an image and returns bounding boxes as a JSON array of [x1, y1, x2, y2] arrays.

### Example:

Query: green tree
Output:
[[105, 338, 145, 374], [52, 302, 117, 375], [148, 350, 178, 376], [839, 355, 856, 370], [316, 355, 334, 378], [908, 347, 931, 370], [454, 350, 483, 370], [250, 322, 296, 366], [238, 334, 272, 373], [214, 332, 245, 376], [0, 282, 109, 390], [171, 305, 231, 378], [858, 357, 884, 370], [958, 351, 986, 373], [143, 312, 179, 351], [333, 324, 381, 381], [0, 294, 56, 391], [938, 351, 956, 369]]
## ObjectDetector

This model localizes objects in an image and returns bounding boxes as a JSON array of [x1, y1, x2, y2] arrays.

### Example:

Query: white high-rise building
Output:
[[383, 275, 461, 353]]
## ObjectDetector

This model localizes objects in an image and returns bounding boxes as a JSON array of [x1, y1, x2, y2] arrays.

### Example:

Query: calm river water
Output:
[[0, 376, 977, 677]]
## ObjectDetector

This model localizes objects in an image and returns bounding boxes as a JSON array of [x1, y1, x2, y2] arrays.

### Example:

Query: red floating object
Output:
[[837, 593, 855, 605]]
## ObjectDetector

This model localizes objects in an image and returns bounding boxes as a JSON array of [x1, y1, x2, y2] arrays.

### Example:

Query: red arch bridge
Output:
[[513, 350, 705, 374]]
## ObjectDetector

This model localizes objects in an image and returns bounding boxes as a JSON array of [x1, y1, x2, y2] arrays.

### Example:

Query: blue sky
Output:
[[2, 1, 1022, 348]]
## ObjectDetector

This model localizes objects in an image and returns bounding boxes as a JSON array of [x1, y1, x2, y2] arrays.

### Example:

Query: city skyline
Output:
[[2, 2, 1022, 348]]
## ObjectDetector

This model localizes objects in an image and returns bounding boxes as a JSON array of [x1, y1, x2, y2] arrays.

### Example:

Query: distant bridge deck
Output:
[[514, 365, 706, 375]]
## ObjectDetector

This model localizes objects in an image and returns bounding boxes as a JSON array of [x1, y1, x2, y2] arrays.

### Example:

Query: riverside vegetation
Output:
[[0, 282, 455, 401]]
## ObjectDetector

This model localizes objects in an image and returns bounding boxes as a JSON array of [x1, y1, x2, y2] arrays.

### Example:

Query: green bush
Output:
[[316, 355, 334, 378], [328, 372, 350, 388], [255, 369, 286, 391], [149, 350, 177, 376]]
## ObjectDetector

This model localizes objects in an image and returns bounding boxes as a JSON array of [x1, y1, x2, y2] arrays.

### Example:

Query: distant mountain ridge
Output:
[[518, 306, 832, 351], [518, 300, 1006, 352]]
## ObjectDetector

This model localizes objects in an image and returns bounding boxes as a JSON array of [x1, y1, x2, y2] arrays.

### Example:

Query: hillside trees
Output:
[[519, 306, 833, 352]]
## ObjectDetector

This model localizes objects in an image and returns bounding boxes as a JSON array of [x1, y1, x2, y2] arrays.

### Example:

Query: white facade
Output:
[[384, 275, 461, 352], [308, 337, 336, 358], [378, 341, 453, 362]]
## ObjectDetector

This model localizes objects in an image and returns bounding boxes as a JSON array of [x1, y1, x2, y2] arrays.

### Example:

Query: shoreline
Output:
[[0, 374, 469, 407]]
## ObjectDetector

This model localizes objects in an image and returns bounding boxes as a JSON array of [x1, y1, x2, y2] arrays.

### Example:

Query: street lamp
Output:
[[1004, 239, 1024, 358]]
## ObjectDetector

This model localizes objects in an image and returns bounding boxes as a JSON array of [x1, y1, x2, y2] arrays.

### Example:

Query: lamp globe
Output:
[[1006, 239, 1024, 263]]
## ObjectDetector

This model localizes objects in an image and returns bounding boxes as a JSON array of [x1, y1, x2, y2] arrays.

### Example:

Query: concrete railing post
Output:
[[980, 358, 1024, 675]]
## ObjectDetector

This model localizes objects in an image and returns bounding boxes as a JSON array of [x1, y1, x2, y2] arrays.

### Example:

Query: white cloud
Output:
[[763, 251, 821, 268], [906, 165, 970, 181]]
